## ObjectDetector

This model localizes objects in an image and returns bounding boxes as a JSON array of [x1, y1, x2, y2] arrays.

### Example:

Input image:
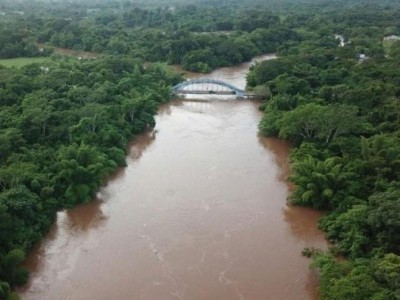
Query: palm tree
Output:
[[290, 156, 350, 209]]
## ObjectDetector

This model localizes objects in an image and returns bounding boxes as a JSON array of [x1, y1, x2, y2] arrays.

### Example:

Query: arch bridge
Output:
[[172, 78, 252, 99]]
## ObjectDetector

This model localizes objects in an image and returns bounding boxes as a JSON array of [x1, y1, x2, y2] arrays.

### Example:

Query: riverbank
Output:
[[0, 56, 178, 299], [37, 44, 99, 59], [19, 55, 327, 300]]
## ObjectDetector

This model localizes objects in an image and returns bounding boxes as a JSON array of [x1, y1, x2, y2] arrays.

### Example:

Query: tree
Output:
[[20, 90, 54, 139], [181, 48, 215, 72], [277, 103, 362, 144], [322, 204, 370, 257], [374, 253, 400, 296], [290, 156, 352, 209], [53, 143, 115, 206], [367, 190, 400, 253], [313, 253, 399, 300], [0, 250, 29, 287], [272, 73, 311, 95], [247, 59, 291, 87], [252, 85, 271, 100]]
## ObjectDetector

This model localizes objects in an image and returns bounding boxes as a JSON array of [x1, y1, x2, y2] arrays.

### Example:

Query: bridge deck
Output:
[[175, 90, 236, 95], [175, 91, 255, 99]]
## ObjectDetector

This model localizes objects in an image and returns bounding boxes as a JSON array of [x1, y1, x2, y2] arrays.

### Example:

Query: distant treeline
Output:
[[1, 0, 400, 11], [2, 1, 399, 72], [0, 6, 301, 72]]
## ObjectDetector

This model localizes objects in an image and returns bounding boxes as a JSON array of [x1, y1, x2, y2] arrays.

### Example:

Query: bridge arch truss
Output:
[[172, 78, 246, 99]]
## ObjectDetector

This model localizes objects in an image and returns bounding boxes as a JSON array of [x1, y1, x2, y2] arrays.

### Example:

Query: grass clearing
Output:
[[0, 57, 51, 68]]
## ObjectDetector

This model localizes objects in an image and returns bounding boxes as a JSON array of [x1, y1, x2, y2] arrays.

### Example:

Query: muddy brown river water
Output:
[[19, 55, 327, 300]]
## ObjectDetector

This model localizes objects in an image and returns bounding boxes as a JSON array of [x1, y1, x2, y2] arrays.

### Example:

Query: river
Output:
[[37, 44, 99, 59], [19, 55, 327, 300]]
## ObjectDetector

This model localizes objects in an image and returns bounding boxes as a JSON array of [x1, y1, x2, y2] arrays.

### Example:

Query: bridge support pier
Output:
[[235, 91, 245, 99]]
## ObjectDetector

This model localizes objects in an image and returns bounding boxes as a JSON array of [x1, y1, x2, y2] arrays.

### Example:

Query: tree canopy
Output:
[[248, 3, 400, 298]]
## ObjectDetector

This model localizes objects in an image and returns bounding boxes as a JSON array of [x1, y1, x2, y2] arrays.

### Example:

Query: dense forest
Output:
[[0, 0, 399, 299], [248, 5, 400, 300], [0, 5, 300, 72], [0, 56, 180, 299]]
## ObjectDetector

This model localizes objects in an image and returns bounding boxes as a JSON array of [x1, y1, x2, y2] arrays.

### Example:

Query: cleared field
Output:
[[0, 57, 51, 68]]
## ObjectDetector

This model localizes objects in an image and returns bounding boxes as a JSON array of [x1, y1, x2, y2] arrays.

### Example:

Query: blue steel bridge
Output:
[[172, 78, 253, 99]]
